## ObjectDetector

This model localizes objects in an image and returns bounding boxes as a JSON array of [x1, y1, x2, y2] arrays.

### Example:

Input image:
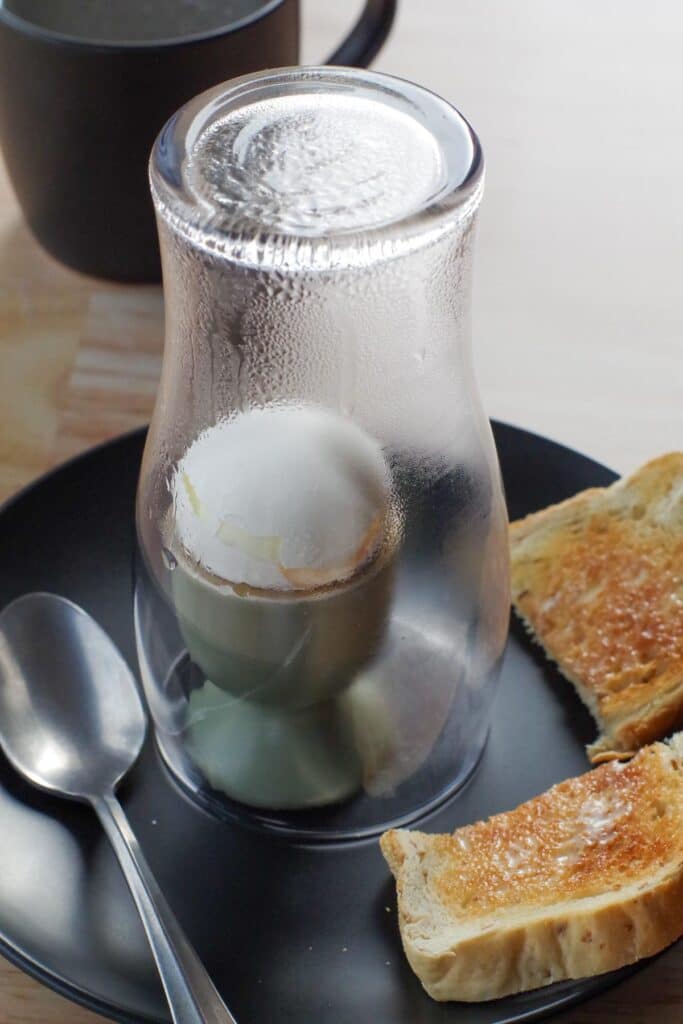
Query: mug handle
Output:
[[325, 0, 397, 68]]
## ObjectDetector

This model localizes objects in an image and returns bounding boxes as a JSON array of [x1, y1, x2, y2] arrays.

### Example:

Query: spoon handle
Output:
[[91, 792, 238, 1024]]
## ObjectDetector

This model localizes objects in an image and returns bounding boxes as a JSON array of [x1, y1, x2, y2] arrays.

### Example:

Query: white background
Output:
[[305, 0, 682, 474]]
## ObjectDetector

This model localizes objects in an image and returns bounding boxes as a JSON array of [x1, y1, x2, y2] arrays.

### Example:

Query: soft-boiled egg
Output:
[[173, 406, 390, 591]]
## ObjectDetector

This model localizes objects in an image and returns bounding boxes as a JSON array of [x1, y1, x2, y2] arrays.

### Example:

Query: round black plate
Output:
[[0, 423, 656, 1023]]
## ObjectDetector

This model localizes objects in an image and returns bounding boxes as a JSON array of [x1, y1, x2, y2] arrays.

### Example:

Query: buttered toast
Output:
[[510, 453, 683, 760], [381, 734, 683, 1002]]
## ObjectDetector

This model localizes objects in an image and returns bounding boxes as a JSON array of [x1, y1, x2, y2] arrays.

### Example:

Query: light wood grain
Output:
[[0, 1, 681, 1021]]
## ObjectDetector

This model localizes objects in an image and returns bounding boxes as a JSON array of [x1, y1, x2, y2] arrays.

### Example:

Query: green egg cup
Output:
[[170, 547, 395, 809]]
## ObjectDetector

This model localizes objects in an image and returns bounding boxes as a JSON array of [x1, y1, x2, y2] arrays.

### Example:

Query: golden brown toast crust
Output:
[[510, 453, 683, 757], [389, 748, 682, 918], [380, 737, 683, 1002]]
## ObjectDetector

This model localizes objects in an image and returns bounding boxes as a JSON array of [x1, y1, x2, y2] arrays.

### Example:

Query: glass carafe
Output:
[[135, 67, 510, 839]]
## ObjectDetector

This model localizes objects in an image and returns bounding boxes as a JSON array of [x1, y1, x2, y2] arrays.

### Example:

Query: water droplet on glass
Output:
[[161, 547, 178, 571]]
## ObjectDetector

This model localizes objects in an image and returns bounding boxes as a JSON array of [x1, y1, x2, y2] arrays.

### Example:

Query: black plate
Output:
[[0, 423, 657, 1023]]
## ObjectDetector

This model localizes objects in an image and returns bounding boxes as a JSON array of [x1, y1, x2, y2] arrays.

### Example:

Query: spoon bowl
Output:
[[0, 593, 146, 799], [0, 592, 237, 1024]]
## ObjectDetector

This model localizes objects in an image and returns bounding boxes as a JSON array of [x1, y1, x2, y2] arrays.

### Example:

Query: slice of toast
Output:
[[510, 452, 683, 760], [381, 734, 683, 1002]]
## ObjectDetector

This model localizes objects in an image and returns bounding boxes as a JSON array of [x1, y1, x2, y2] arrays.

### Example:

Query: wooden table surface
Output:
[[0, 1, 681, 1021]]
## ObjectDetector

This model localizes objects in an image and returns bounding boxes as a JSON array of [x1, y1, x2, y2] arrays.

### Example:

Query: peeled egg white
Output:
[[173, 406, 390, 591]]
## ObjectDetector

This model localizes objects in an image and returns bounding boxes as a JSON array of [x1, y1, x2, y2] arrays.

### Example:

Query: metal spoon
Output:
[[0, 593, 238, 1024]]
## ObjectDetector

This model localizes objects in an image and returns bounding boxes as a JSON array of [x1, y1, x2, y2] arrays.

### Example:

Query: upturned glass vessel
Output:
[[135, 66, 510, 839]]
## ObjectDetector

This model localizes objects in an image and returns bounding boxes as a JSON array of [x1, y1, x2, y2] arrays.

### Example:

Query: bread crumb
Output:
[[592, 751, 635, 765]]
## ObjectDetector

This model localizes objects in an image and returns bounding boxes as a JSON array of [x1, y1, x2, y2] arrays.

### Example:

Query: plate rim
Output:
[[0, 419, 619, 522]]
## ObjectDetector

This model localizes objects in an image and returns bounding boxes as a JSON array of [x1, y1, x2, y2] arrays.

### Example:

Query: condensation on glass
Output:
[[135, 67, 510, 839]]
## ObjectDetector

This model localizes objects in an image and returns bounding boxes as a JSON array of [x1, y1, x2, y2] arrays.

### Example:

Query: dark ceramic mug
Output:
[[0, 0, 397, 281]]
